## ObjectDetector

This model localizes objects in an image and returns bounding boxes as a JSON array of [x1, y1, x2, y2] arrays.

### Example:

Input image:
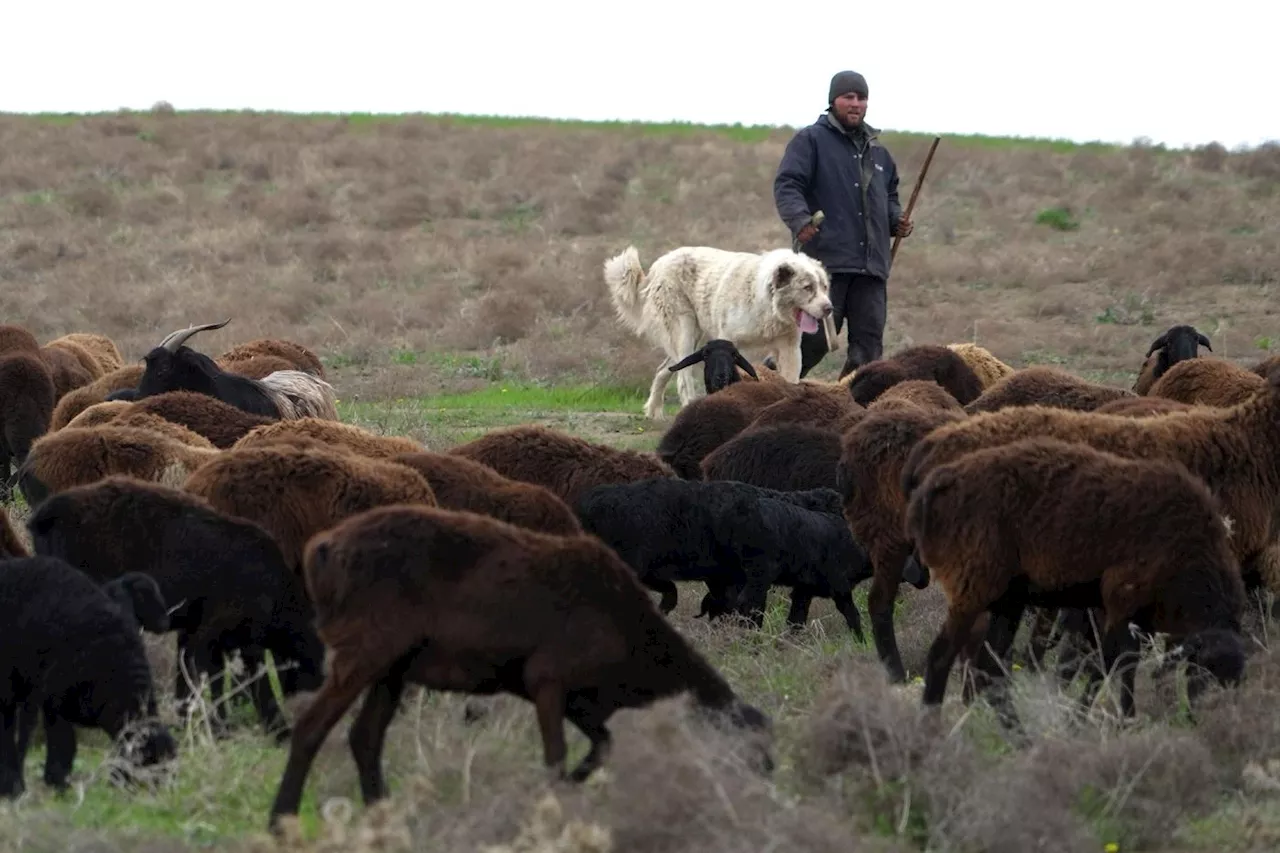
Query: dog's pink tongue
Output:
[[797, 310, 820, 334]]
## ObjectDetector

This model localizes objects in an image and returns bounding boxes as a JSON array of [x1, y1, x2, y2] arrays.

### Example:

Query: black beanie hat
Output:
[[828, 70, 869, 103]]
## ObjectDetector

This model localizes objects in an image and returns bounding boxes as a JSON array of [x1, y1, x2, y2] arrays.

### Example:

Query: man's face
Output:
[[833, 91, 868, 127]]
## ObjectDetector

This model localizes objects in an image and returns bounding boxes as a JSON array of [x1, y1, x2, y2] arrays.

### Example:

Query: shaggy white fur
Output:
[[258, 370, 340, 421], [603, 244, 833, 420]]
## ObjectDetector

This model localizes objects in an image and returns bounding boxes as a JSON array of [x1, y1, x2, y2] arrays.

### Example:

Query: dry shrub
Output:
[[63, 184, 118, 218]]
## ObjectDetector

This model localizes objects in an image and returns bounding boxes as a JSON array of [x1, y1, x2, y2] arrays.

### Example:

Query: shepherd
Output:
[[773, 70, 914, 380]]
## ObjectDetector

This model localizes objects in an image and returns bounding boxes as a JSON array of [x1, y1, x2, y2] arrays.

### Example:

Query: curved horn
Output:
[[1197, 332, 1212, 351], [1145, 331, 1170, 357], [159, 319, 231, 354]]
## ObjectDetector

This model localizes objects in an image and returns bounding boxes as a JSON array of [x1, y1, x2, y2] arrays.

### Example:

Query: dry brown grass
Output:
[[2, 113, 1278, 401]]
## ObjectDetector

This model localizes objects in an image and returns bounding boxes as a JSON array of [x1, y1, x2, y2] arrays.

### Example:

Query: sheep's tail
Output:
[[259, 370, 340, 421], [602, 245, 647, 334]]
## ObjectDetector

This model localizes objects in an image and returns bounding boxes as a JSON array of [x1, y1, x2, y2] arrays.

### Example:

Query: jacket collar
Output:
[[820, 111, 880, 144]]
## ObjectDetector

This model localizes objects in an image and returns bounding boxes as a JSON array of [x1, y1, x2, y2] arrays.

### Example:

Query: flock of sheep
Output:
[[0, 313, 1275, 835]]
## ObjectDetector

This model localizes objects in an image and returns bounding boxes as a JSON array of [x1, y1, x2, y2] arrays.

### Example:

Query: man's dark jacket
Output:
[[773, 113, 903, 281]]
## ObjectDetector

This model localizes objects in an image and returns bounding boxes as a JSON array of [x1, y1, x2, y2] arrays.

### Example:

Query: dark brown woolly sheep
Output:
[[44, 338, 105, 382], [182, 444, 437, 573], [38, 340, 99, 397], [1131, 324, 1213, 394], [46, 332, 125, 375], [963, 366, 1135, 414], [18, 424, 220, 506], [120, 391, 278, 448], [390, 451, 583, 535], [1, 508, 26, 559], [701, 423, 845, 493], [1253, 354, 1280, 379], [0, 353, 57, 497], [1147, 357, 1267, 408], [870, 379, 965, 412], [900, 367, 1280, 598], [266, 503, 773, 830], [49, 365, 146, 430], [216, 338, 326, 378], [0, 325, 41, 357], [64, 401, 136, 430], [848, 344, 985, 408], [655, 379, 797, 479], [233, 418, 424, 459], [836, 404, 966, 682], [1093, 397, 1197, 417], [449, 425, 674, 507], [905, 436, 1246, 720], [744, 383, 864, 433], [109, 411, 220, 449]]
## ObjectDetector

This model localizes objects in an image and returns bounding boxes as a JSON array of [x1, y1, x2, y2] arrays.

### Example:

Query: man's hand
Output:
[[796, 223, 819, 243], [893, 217, 914, 238]]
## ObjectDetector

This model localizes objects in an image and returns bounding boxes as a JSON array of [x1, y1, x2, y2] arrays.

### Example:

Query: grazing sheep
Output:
[[1, 556, 176, 798], [49, 365, 146, 430], [945, 342, 1016, 389], [42, 338, 105, 387], [1132, 324, 1212, 394], [266, 503, 773, 830], [1147, 357, 1267, 408], [0, 324, 41, 357], [0, 352, 57, 498], [47, 332, 124, 375], [870, 379, 965, 412], [899, 367, 1280, 597], [182, 444, 437, 573], [1093, 397, 1196, 417], [108, 411, 219, 449], [655, 380, 797, 479], [234, 417, 423, 459], [17, 424, 219, 507], [449, 425, 674, 506], [666, 339, 759, 396], [964, 366, 1135, 414], [701, 423, 844, 493], [1252, 354, 1280, 379], [123, 391, 278, 448], [27, 477, 326, 738], [390, 451, 583, 535], [848, 344, 985, 408], [100, 572, 170, 635], [64, 400, 135, 430], [217, 338, 326, 378], [836, 404, 966, 682], [1, 507, 26, 558], [905, 436, 1247, 719], [744, 383, 863, 432], [576, 478, 869, 636]]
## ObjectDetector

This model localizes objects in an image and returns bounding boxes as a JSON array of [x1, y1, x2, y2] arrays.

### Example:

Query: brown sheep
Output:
[[1131, 324, 1213, 394], [847, 344, 985, 408], [964, 366, 1135, 414], [0, 325, 41, 357], [182, 444, 437, 573], [266, 503, 773, 831], [18, 424, 220, 506], [655, 379, 798, 479], [900, 366, 1280, 597], [1252, 354, 1280, 379], [46, 332, 125, 375], [905, 436, 1246, 721], [836, 403, 966, 682], [48, 365, 146, 430], [390, 451, 583, 535], [44, 338, 105, 382], [217, 338, 326, 378], [233, 418, 423, 459], [1147, 357, 1267, 408], [109, 412, 219, 449], [37, 341, 98, 397], [449, 425, 674, 506], [870, 379, 965, 412], [63, 401, 135, 430], [0, 353, 58, 496], [743, 383, 864, 433], [945, 342, 1017, 389], [1093, 397, 1197, 417], [1, 507, 26, 558], [124, 391, 278, 448]]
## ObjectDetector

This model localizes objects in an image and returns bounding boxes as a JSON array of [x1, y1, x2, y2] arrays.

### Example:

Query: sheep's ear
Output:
[[669, 351, 706, 373], [771, 263, 795, 290], [1197, 333, 1212, 351], [734, 352, 758, 379], [1145, 331, 1170, 357]]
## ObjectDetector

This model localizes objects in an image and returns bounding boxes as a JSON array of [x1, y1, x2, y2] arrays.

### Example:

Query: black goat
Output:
[[668, 339, 758, 395], [135, 320, 281, 418]]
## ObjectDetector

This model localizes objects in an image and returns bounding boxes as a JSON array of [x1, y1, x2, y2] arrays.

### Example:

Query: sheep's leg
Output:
[[1099, 623, 1142, 719], [348, 660, 408, 805], [644, 356, 675, 420], [40, 706, 77, 791], [243, 648, 291, 743], [1020, 606, 1061, 670], [529, 681, 569, 777], [646, 579, 679, 614], [1056, 608, 1103, 687], [0, 705, 22, 799], [734, 572, 774, 629], [698, 581, 737, 619], [785, 586, 816, 629], [966, 594, 1027, 729], [829, 591, 865, 642], [268, 664, 374, 831], [923, 605, 984, 707], [563, 695, 612, 783], [867, 565, 907, 683]]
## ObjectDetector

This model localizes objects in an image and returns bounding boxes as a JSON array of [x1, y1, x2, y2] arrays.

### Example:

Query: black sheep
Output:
[[26, 476, 326, 740], [0, 556, 176, 797], [574, 478, 870, 636], [102, 572, 171, 635], [667, 339, 759, 395], [700, 422, 843, 493]]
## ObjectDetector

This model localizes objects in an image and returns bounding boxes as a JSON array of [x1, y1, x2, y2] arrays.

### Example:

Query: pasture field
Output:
[[1, 109, 1280, 852]]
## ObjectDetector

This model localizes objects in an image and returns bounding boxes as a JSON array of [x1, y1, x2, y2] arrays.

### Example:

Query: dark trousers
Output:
[[799, 272, 887, 379]]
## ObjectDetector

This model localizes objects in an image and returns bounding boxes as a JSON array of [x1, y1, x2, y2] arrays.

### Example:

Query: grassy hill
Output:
[[2, 110, 1280, 853]]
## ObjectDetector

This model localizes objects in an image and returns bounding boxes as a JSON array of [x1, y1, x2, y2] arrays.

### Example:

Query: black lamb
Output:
[[574, 478, 870, 637], [1, 556, 176, 798]]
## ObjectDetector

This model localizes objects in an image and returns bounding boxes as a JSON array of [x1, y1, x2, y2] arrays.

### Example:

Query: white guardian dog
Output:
[[603, 244, 835, 420]]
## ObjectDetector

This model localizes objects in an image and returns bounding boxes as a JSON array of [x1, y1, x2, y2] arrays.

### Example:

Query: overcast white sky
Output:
[[5, 0, 1276, 149]]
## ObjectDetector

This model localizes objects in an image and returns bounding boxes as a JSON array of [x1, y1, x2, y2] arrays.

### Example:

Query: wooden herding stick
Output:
[[891, 135, 941, 261]]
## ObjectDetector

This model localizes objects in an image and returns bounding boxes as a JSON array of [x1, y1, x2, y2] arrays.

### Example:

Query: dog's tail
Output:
[[602, 245, 647, 334]]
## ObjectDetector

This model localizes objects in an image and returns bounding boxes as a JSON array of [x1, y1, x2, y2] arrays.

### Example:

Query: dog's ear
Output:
[[771, 263, 795, 290], [669, 350, 706, 373]]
